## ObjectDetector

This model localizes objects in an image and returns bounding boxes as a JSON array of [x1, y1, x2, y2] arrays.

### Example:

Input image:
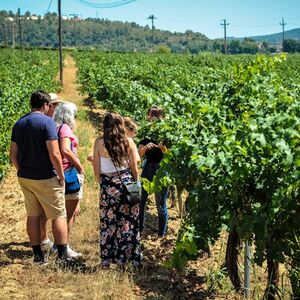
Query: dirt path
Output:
[[57, 56, 84, 105], [0, 55, 226, 300], [0, 56, 135, 300]]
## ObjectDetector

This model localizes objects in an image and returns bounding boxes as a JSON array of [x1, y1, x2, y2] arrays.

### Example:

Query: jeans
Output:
[[139, 162, 168, 236]]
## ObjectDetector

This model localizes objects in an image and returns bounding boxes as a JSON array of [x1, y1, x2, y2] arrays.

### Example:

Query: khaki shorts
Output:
[[18, 176, 66, 219], [65, 173, 84, 200]]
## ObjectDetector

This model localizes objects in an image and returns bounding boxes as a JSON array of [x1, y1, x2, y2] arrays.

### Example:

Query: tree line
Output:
[[0, 10, 299, 54]]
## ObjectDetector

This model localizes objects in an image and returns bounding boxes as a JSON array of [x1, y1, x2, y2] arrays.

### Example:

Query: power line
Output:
[[231, 24, 278, 29], [46, 0, 54, 14], [74, 0, 136, 8]]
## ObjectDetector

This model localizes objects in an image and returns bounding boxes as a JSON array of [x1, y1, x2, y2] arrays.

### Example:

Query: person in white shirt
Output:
[[93, 112, 141, 268]]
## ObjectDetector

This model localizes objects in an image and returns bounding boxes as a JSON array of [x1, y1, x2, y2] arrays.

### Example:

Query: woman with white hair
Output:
[[53, 102, 84, 259]]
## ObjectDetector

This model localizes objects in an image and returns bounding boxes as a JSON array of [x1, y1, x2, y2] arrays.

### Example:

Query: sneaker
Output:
[[67, 246, 82, 259], [33, 255, 48, 266], [41, 239, 57, 254], [51, 243, 58, 254], [158, 234, 167, 238], [41, 239, 52, 247], [55, 257, 86, 272]]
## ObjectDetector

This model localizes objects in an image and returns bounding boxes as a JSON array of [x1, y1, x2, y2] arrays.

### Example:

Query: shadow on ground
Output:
[[0, 241, 31, 267], [135, 207, 215, 299], [133, 249, 214, 299]]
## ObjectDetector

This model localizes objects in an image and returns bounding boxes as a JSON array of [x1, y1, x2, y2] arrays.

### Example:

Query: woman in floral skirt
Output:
[[93, 112, 141, 267]]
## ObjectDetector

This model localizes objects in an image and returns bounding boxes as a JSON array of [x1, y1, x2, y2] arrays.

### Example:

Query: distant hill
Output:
[[1, 10, 300, 54], [0, 10, 209, 53], [247, 28, 300, 44]]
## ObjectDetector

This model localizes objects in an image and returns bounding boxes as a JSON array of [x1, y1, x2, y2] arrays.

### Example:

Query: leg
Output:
[[52, 217, 68, 259], [168, 185, 176, 208], [18, 178, 43, 245], [27, 216, 41, 245], [52, 217, 68, 245], [18, 178, 47, 262], [155, 187, 169, 236], [40, 215, 55, 250], [40, 216, 49, 241], [27, 215, 45, 262], [65, 199, 79, 243], [139, 162, 155, 234], [21, 177, 68, 260], [139, 187, 148, 233], [117, 170, 141, 266], [99, 174, 118, 267]]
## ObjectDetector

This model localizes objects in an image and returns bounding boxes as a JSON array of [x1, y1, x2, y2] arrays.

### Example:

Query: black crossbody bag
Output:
[[112, 161, 141, 204]]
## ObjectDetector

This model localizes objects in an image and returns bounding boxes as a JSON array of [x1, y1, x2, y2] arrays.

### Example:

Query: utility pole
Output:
[[280, 17, 286, 52], [58, 0, 63, 84], [147, 14, 156, 53], [2, 23, 7, 46], [220, 19, 229, 54], [244, 241, 251, 299], [12, 23, 16, 48], [18, 8, 22, 51], [69, 13, 78, 47]]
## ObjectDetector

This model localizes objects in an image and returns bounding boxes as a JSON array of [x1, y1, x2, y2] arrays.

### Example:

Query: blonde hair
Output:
[[123, 117, 137, 133]]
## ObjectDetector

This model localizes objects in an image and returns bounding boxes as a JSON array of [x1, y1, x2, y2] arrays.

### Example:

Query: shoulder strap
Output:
[[111, 159, 125, 186], [57, 124, 73, 152], [57, 124, 63, 139]]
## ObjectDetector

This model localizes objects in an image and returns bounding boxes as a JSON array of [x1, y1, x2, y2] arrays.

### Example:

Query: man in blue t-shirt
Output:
[[10, 90, 69, 265]]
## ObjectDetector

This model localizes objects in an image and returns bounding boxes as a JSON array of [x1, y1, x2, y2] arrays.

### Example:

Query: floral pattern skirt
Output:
[[100, 169, 140, 267]]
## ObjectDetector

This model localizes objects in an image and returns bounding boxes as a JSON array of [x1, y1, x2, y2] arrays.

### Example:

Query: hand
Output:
[[74, 203, 80, 217], [58, 176, 65, 186], [76, 164, 85, 175], [145, 142, 157, 150], [87, 154, 93, 163], [158, 141, 167, 153]]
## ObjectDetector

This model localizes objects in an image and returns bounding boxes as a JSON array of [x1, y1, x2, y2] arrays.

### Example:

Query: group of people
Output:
[[10, 90, 169, 269]]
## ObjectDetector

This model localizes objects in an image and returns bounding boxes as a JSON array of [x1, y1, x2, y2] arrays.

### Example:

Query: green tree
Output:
[[284, 39, 300, 53], [155, 44, 171, 53], [228, 40, 242, 54]]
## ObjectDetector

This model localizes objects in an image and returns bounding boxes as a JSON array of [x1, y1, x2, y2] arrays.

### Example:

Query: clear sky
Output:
[[1, 0, 300, 39]]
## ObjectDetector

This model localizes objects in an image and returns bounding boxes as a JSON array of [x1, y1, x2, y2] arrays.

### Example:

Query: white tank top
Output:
[[100, 156, 128, 174]]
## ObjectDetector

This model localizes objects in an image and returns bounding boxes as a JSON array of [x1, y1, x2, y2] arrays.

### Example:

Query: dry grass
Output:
[[0, 56, 136, 300], [0, 55, 293, 300]]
